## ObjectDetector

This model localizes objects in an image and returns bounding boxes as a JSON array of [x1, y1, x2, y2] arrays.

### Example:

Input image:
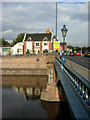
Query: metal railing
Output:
[[55, 57, 90, 106]]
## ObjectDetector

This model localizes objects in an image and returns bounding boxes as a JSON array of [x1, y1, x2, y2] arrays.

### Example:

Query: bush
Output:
[[26, 49, 30, 55]]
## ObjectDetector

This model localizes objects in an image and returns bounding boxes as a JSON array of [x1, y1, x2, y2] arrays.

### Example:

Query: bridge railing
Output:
[[55, 57, 90, 106]]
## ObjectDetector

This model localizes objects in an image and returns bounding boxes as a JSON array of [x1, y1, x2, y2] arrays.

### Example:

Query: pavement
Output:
[[65, 56, 90, 70]]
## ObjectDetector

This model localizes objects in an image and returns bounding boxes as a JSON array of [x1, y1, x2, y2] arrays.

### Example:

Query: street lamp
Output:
[[56, 2, 60, 41], [61, 24, 68, 68]]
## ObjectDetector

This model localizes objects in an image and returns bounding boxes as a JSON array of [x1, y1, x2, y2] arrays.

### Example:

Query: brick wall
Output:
[[24, 42, 26, 54], [49, 42, 52, 50]]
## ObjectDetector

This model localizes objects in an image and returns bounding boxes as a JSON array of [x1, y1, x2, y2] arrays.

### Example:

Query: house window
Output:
[[36, 43, 39, 46], [44, 43, 48, 46]]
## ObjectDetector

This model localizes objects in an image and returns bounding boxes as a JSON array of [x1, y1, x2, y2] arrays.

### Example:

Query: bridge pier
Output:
[[40, 63, 67, 102]]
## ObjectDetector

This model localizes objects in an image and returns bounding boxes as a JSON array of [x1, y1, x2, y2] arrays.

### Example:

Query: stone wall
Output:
[[0, 53, 57, 76], [1, 53, 57, 69], [1, 69, 49, 76]]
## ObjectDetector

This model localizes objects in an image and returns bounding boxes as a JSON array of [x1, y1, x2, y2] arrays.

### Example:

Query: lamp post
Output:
[[56, 2, 60, 41], [56, 2, 58, 41], [61, 24, 68, 68]]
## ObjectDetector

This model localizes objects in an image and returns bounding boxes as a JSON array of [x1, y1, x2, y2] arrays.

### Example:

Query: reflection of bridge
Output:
[[54, 57, 90, 119]]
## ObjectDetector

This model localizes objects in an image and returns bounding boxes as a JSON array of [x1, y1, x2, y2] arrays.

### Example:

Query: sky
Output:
[[1, 0, 89, 46]]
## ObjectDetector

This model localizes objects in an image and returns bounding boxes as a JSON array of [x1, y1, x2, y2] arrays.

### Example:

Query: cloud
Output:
[[2, 29, 17, 40], [2, 2, 88, 46], [58, 3, 88, 22], [2, 0, 90, 2]]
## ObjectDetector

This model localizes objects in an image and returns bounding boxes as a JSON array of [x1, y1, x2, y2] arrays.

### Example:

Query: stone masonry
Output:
[[1, 54, 57, 69]]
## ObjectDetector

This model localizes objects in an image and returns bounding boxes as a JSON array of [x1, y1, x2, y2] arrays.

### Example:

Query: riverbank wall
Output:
[[0, 53, 57, 76]]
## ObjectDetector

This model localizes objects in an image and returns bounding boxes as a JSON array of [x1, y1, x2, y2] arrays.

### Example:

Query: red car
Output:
[[76, 52, 81, 56]]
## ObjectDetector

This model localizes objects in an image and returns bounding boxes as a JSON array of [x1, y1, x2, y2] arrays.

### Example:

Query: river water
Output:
[[2, 76, 72, 119]]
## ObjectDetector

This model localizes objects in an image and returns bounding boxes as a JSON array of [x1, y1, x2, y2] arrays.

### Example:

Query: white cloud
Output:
[[58, 3, 88, 22], [2, 0, 90, 2], [1, 2, 88, 46], [2, 29, 17, 40]]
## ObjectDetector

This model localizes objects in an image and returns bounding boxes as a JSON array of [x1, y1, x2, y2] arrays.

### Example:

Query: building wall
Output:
[[42, 41, 49, 51], [34, 41, 40, 54], [60, 43, 67, 51], [40, 42, 42, 53], [54, 48, 60, 52], [26, 41, 32, 53], [1, 47, 11, 56], [11, 42, 23, 55], [49, 42, 52, 50], [24, 42, 26, 55], [24, 41, 52, 54], [2, 51, 10, 56]]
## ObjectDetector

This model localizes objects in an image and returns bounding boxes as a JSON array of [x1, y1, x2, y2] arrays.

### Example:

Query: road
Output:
[[65, 56, 90, 70]]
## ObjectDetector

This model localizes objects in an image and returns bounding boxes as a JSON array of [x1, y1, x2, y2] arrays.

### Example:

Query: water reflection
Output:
[[2, 75, 48, 89], [13, 86, 42, 100], [2, 75, 72, 119], [41, 101, 72, 120]]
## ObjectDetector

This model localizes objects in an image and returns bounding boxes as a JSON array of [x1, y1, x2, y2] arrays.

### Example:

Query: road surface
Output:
[[65, 56, 90, 70]]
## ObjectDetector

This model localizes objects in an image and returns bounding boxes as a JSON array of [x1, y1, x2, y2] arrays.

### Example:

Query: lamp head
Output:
[[61, 24, 68, 37]]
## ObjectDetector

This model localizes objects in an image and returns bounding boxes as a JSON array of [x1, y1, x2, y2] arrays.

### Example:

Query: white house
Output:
[[11, 42, 24, 55], [23, 31, 52, 54]]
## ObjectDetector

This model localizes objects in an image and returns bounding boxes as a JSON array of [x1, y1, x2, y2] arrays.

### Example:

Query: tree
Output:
[[82, 47, 90, 53], [0, 38, 10, 46], [75, 47, 81, 52], [72, 47, 75, 52], [11, 40, 17, 46], [11, 33, 25, 46], [67, 45, 72, 49]]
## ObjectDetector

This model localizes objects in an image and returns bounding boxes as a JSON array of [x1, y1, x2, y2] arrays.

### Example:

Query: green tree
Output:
[[11, 40, 17, 46], [75, 47, 81, 52], [82, 47, 90, 53], [0, 38, 10, 46], [72, 47, 75, 52], [67, 45, 72, 50], [11, 33, 25, 46]]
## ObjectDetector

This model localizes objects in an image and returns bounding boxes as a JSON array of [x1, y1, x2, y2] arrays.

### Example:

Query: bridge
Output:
[[54, 56, 90, 119], [40, 54, 90, 119]]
